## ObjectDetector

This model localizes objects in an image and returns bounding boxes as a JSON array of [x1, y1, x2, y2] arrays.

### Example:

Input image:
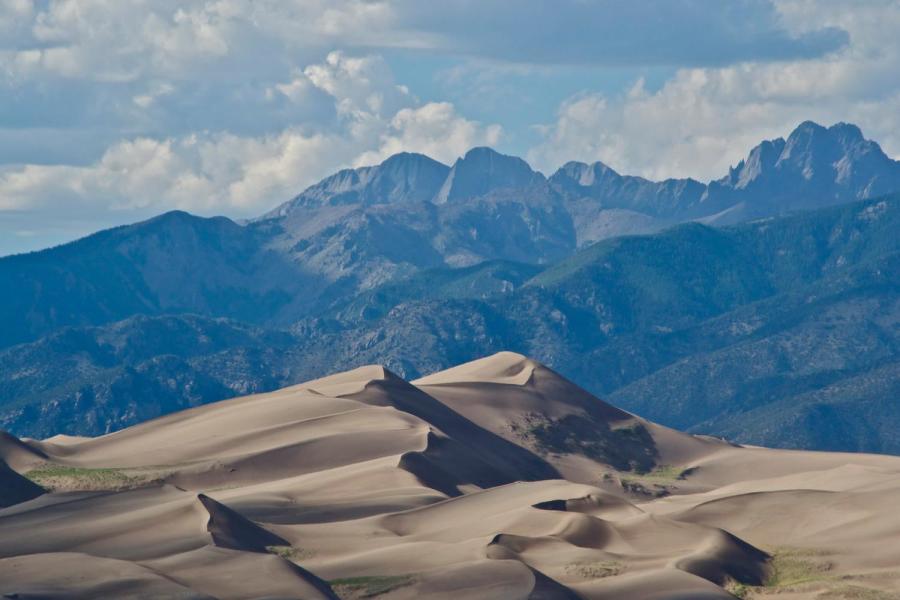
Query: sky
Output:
[[1, 0, 900, 256]]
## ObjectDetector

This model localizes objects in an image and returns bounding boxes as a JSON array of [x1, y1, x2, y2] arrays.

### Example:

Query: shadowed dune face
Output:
[[2, 352, 900, 599], [0, 461, 44, 508]]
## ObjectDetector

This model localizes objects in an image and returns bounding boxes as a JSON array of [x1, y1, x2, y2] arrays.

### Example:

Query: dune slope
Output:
[[2, 352, 900, 599]]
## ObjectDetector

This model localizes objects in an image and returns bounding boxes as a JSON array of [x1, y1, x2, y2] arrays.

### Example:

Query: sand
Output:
[[2, 351, 900, 599]]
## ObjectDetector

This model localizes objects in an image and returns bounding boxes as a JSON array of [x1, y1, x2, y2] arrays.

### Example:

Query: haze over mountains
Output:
[[1, 121, 899, 454]]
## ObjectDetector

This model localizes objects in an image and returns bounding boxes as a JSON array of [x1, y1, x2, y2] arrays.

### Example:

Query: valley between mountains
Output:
[[3, 353, 900, 600]]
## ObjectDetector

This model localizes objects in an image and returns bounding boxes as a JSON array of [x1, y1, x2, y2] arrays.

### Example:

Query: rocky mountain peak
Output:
[[261, 152, 449, 218], [703, 121, 900, 220], [433, 147, 545, 204], [724, 121, 894, 189], [552, 160, 621, 188]]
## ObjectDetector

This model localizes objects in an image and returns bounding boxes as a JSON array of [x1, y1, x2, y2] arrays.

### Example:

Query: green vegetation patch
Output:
[[766, 547, 834, 587], [615, 465, 689, 498], [636, 464, 688, 481], [723, 579, 752, 599], [266, 545, 316, 561], [330, 575, 415, 598], [564, 560, 623, 580], [818, 585, 900, 599], [722, 547, 853, 598], [620, 464, 688, 485], [509, 412, 657, 472], [24, 464, 161, 492]]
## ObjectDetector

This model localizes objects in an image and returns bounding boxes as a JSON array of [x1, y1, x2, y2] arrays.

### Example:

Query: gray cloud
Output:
[[389, 0, 847, 66], [0, 0, 847, 164]]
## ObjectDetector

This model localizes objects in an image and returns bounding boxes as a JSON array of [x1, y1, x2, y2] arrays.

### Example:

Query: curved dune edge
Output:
[[413, 351, 539, 387], [0, 460, 44, 508], [1, 352, 900, 599]]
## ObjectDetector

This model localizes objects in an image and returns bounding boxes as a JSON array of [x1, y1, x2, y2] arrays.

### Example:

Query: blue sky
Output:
[[1, 0, 900, 256]]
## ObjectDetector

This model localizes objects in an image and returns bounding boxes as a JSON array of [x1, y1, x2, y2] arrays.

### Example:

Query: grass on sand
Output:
[[329, 575, 415, 598], [723, 548, 899, 599], [24, 464, 163, 492], [266, 545, 316, 561], [564, 560, 623, 580]]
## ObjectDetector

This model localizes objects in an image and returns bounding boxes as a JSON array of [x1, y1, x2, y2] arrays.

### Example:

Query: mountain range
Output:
[[1, 120, 899, 453]]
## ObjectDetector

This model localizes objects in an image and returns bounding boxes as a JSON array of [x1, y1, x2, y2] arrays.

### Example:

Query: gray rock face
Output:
[[263, 152, 450, 218], [698, 121, 900, 221], [256, 148, 575, 300], [549, 160, 705, 219], [259, 120, 900, 263], [433, 147, 546, 204], [552, 121, 900, 224]]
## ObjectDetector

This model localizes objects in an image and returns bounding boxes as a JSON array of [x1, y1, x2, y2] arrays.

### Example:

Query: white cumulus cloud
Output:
[[528, 0, 900, 180], [0, 51, 500, 219], [356, 102, 503, 166]]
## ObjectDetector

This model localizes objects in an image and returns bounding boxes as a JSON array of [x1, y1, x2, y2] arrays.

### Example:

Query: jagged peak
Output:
[[828, 121, 865, 140], [316, 151, 448, 189], [324, 151, 446, 179], [358, 151, 450, 180], [434, 148, 544, 204], [791, 119, 828, 136], [453, 147, 539, 177], [381, 150, 445, 165], [783, 120, 874, 152], [462, 145, 520, 161], [254, 119, 897, 221], [261, 151, 450, 217], [556, 160, 590, 172], [552, 160, 621, 187], [719, 120, 897, 192]]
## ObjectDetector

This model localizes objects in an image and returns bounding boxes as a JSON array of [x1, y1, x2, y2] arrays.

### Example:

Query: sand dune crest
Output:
[[3, 352, 900, 599]]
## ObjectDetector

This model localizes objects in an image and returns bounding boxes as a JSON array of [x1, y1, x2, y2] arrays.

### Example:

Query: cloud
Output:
[[355, 102, 503, 166], [0, 106, 497, 216], [0, 51, 500, 218], [528, 0, 900, 180], [0, 138, 215, 213], [0, 1, 853, 165], [270, 51, 410, 119], [389, 0, 847, 66], [0, 1, 398, 88], [7, 0, 240, 81], [0, 0, 896, 256], [133, 82, 176, 108], [2, 1, 842, 82], [0, 0, 34, 46]]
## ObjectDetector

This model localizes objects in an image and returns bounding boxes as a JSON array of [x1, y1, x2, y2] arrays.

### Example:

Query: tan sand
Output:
[[2, 351, 900, 599]]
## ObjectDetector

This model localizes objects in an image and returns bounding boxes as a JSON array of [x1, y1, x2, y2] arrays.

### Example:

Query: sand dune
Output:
[[0, 460, 43, 507], [415, 352, 726, 483], [3, 352, 900, 599]]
